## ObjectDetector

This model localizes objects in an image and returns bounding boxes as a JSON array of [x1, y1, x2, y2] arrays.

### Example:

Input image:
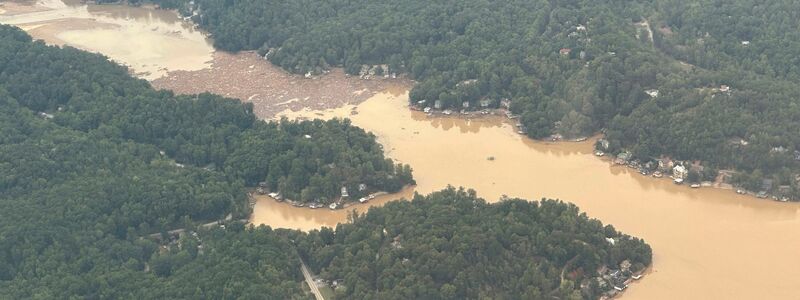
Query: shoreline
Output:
[[416, 109, 795, 204]]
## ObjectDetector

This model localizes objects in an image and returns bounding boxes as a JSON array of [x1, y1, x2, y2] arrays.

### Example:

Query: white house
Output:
[[673, 165, 688, 179]]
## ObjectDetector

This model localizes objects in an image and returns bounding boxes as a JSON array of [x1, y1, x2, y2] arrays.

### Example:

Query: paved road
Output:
[[300, 259, 324, 300]]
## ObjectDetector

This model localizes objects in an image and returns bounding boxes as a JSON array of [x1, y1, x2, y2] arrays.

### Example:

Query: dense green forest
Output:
[[154, 0, 800, 198], [0, 24, 405, 297], [296, 188, 651, 299], [0, 26, 649, 298], [0, 25, 412, 204]]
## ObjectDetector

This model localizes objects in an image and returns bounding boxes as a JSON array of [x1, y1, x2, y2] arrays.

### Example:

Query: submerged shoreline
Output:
[[4, 1, 800, 299]]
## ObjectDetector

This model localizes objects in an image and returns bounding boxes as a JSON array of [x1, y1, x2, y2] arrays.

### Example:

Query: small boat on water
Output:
[[690, 183, 700, 188]]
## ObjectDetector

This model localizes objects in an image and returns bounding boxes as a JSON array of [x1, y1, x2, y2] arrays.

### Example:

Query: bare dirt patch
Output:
[[150, 51, 413, 118]]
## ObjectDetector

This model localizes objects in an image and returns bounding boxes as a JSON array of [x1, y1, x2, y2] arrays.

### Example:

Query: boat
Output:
[[736, 189, 746, 195], [594, 150, 605, 157], [368, 194, 376, 200], [652, 171, 663, 178], [674, 178, 684, 184], [359, 197, 368, 203], [690, 183, 700, 188], [329, 203, 338, 210]]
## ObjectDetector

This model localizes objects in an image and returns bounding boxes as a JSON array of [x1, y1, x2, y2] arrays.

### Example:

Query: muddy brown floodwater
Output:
[[0, 0, 213, 80], [257, 90, 800, 300], [4, 1, 800, 299]]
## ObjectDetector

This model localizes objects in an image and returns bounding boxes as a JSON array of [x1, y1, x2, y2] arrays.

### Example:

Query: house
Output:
[[340, 187, 349, 198], [38, 112, 54, 119], [719, 85, 730, 92], [645, 89, 659, 98], [673, 165, 688, 179], [620, 260, 632, 272], [359, 183, 367, 191], [480, 99, 492, 108], [462, 101, 470, 108], [741, 40, 750, 46], [559, 48, 572, 56], [730, 138, 749, 146], [576, 24, 587, 31], [303, 134, 312, 139], [771, 146, 788, 154], [434, 100, 443, 109], [500, 99, 511, 109], [598, 139, 610, 150], [657, 158, 673, 172], [423, 107, 431, 113], [617, 152, 632, 162]]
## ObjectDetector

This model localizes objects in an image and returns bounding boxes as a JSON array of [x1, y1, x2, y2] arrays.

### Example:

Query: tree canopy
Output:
[[297, 188, 651, 299], [0, 25, 649, 298], [157, 0, 800, 195], [0, 25, 408, 298]]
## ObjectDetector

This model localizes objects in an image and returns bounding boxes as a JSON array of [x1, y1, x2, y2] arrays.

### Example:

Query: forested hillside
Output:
[[0, 26, 650, 299], [0, 25, 406, 297], [156, 0, 800, 197], [297, 188, 652, 299]]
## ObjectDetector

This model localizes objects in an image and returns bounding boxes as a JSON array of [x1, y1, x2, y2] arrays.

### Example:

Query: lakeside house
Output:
[[645, 89, 659, 98], [38, 112, 54, 119], [500, 99, 511, 109], [560, 48, 572, 56], [673, 165, 688, 180], [340, 187, 349, 198]]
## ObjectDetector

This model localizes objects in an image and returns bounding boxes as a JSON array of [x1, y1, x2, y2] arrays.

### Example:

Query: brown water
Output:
[[257, 90, 800, 299], [0, 0, 213, 79], [4, 2, 799, 298]]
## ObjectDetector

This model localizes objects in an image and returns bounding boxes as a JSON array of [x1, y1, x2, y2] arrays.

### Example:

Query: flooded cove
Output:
[[261, 90, 800, 299], [0, 0, 213, 79], [3, 1, 799, 299]]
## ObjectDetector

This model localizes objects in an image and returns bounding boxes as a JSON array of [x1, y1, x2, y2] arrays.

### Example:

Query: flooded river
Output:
[[260, 90, 800, 299], [0, 0, 213, 79], [3, 1, 800, 299]]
